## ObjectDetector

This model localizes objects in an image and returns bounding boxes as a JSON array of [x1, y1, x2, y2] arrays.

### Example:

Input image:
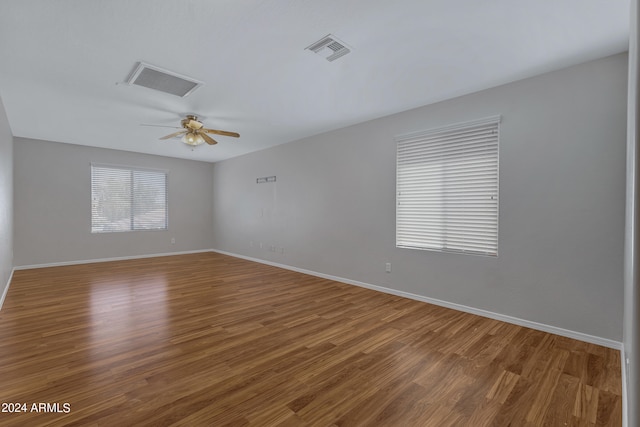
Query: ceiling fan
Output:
[[158, 115, 240, 146]]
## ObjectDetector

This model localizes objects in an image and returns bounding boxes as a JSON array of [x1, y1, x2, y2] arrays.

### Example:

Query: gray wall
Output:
[[0, 96, 13, 298], [14, 138, 213, 265], [213, 53, 628, 342], [624, 0, 639, 424]]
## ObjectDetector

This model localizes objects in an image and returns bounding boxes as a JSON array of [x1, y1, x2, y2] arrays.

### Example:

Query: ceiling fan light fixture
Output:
[[182, 132, 205, 146]]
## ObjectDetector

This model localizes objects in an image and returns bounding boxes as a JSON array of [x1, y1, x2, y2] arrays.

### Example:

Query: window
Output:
[[91, 164, 168, 233], [396, 116, 500, 256]]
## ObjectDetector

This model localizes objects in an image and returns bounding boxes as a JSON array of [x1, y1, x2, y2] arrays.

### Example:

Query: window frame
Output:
[[90, 163, 169, 234]]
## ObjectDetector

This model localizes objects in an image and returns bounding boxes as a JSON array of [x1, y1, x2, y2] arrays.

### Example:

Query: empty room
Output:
[[0, 1, 638, 426]]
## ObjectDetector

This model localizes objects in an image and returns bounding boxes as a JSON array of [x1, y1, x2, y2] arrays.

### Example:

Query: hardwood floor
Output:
[[0, 252, 621, 426]]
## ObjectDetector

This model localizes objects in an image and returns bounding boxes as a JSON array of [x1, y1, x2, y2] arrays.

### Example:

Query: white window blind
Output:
[[91, 164, 168, 233], [396, 116, 500, 256]]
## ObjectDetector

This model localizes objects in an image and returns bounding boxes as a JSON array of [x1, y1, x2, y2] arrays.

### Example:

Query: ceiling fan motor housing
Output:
[[158, 115, 238, 146]]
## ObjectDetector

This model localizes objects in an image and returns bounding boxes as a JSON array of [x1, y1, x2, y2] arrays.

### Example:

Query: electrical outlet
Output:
[[385, 262, 391, 273], [170, 238, 176, 244]]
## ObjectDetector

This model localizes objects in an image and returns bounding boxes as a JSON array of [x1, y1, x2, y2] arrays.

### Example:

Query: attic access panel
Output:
[[126, 62, 203, 97]]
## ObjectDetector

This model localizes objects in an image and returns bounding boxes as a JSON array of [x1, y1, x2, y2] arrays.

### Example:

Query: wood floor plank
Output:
[[542, 373, 580, 426], [0, 253, 622, 426]]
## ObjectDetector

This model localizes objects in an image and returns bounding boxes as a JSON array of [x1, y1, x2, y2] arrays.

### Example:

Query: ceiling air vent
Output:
[[126, 62, 203, 97], [305, 34, 351, 62]]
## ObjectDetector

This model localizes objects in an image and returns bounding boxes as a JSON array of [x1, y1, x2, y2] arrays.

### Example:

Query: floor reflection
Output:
[[89, 273, 169, 358]]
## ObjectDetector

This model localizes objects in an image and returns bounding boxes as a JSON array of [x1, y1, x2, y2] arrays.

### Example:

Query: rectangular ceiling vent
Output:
[[305, 34, 351, 62], [126, 62, 203, 97]]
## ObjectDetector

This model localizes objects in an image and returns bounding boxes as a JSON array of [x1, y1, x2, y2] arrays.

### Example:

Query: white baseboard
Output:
[[13, 249, 213, 271], [211, 249, 623, 350], [621, 344, 628, 427], [0, 267, 15, 311]]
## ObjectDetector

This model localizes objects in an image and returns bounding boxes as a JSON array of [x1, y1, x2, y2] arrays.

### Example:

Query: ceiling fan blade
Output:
[[159, 130, 187, 140], [203, 128, 240, 138], [201, 133, 218, 145], [140, 124, 181, 129]]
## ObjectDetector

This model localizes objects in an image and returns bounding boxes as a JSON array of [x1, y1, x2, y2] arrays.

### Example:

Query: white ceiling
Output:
[[0, 0, 631, 163]]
